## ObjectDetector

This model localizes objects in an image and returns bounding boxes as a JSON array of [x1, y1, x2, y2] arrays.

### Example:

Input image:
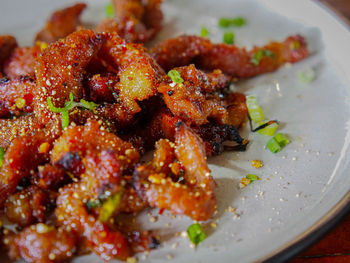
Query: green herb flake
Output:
[[231, 17, 246, 27], [223, 31, 235, 44], [251, 49, 275, 66], [218, 17, 231, 28], [274, 133, 290, 148], [105, 3, 114, 18], [98, 189, 123, 222], [187, 223, 206, 245], [266, 133, 290, 154], [200, 27, 209, 38], [246, 174, 259, 182], [168, 70, 184, 84], [0, 147, 5, 168], [47, 92, 98, 129]]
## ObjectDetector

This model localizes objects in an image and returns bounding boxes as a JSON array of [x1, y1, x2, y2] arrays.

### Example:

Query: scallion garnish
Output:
[[218, 17, 246, 28], [200, 27, 209, 38], [274, 133, 289, 148], [246, 95, 264, 123], [47, 92, 98, 129], [0, 147, 5, 168], [246, 174, 259, 181], [218, 18, 231, 28], [231, 17, 246, 27], [254, 120, 279, 136], [251, 50, 275, 66], [266, 133, 290, 153], [105, 3, 114, 18], [223, 31, 235, 44], [168, 70, 184, 84], [98, 189, 123, 222], [187, 223, 206, 245], [298, 68, 316, 84]]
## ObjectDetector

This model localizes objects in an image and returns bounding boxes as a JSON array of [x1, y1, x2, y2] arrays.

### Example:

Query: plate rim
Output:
[[260, 2, 350, 261]]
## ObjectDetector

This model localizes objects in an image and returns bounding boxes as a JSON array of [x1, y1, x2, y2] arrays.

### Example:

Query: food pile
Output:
[[0, 1, 309, 262]]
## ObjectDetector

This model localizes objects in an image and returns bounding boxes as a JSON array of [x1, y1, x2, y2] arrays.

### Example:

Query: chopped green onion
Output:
[[105, 3, 114, 18], [246, 174, 259, 181], [298, 68, 316, 84], [218, 17, 246, 28], [200, 27, 209, 38], [218, 17, 231, 28], [246, 95, 264, 123], [77, 99, 98, 111], [251, 49, 275, 66], [0, 147, 5, 168], [98, 189, 123, 222], [231, 17, 246, 27], [187, 223, 206, 245], [266, 133, 290, 153], [167, 70, 184, 84], [47, 92, 98, 129], [256, 120, 279, 136], [223, 31, 235, 44], [274, 133, 290, 147], [61, 112, 70, 129], [47, 95, 73, 113]]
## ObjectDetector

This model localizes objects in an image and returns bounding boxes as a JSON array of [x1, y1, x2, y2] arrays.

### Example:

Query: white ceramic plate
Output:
[[1, 0, 350, 262]]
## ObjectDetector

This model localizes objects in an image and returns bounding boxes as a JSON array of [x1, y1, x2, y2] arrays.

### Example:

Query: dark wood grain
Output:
[[290, 1, 350, 262]]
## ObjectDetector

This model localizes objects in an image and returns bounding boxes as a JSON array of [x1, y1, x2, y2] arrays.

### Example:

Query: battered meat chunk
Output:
[[34, 29, 104, 125], [3, 45, 41, 78], [0, 76, 36, 117], [35, 3, 87, 43], [0, 133, 52, 207], [6, 224, 78, 263], [0, 35, 17, 73], [5, 186, 56, 227], [97, 0, 163, 43]]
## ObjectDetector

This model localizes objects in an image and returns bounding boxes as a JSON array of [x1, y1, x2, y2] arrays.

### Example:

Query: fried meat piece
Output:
[[0, 115, 60, 149], [97, 0, 163, 43], [196, 35, 309, 78], [51, 119, 140, 171], [0, 76, 36, 117], [158, 65, 229, 125], [0, 35, 17, 73], [98, 33, 164, 114], [134, 124, 216, 221], [149, 35, 212, 72], [53, 120, 143, 260], [150, 34, 309, 77], [222, 92, 248, 127], [30, 164, 68, 190], [34, 29, 104, 125], [5, 186, 56, 227], [6, 224, 78, 263], [3, 45, 41, 78], [0, 133, 51, 208], [35, 3, 87, 44], [85, 73, 118, 103]]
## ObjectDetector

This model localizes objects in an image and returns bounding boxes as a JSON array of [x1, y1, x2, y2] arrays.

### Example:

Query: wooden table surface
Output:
[[289, 1, 350, 262]]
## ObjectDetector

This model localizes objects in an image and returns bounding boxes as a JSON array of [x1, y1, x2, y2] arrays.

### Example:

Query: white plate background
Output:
[[1, 0, 350, 262]]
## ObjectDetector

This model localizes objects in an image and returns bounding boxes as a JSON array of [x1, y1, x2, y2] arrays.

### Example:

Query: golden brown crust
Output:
[[35, 3, 87, 44], [34, 29, 104, 125], [0, 76, 36, 117], [96, 0, 163, 43], [3, 46, 41, 78], [0, 35, 18, 73]]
